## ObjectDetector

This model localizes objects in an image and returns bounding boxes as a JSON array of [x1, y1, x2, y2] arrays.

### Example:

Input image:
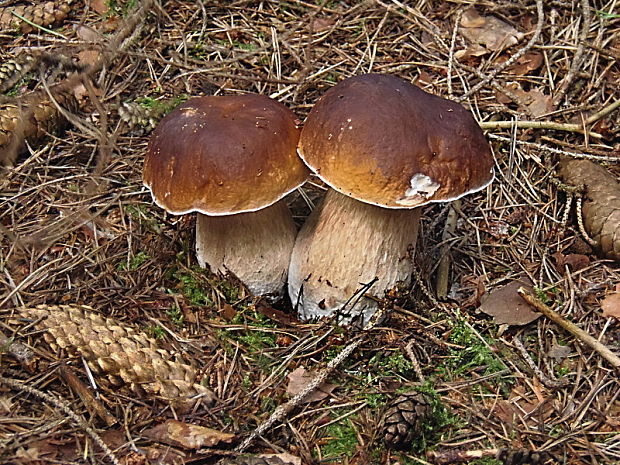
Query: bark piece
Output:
[[558, 159, 620, 260]]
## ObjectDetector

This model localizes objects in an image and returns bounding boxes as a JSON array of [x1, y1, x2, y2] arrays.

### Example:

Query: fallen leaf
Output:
[[548, 343, 572, 360], [312, 17, 335, 32], [506, 51, 543, 75], [460, 8, 524, 51], [88, 0, 109, 15], [221, 303, 236, 321], [143, 420, 235, 450], [257, 302, 295, 325], [601, 284, 620, 321], [258, 453, 302, 465], [479, 278, 540, 325], [286, 367, 336, 403], [77, 49, 101, 66], [552, 252, 590, 272], [526, 89, 554, 117], [454, 43, 489, 61], [76, 25, 100, 42]]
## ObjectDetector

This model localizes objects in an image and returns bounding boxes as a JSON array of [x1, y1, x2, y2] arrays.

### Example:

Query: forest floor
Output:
[[0, 1, 619, 464]]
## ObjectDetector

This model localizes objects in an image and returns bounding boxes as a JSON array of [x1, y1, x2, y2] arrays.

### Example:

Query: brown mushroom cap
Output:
[[143, 94, 308, 215], [298, 74, 494, 208]]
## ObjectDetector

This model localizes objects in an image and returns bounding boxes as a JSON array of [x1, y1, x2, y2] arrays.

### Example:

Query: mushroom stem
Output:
[[195, 200, 297, 296], [288, 190, 421, 322]]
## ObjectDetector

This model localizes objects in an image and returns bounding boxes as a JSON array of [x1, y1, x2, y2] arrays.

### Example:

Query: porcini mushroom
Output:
[[143, 94, 308, 296], [288, 74, 494, 322]]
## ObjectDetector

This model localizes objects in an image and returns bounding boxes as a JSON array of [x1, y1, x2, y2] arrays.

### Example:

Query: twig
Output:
[[487, 134, 620, 162], [435, 200, 460, 299], [479, 119, 603, 139], [0, 375, 121, 465], [518, 287, 620, 369], [575, 195, 597, 246], [427, 447, 543, 465], [234, 333, 366, 452], [447, 10, 462, 99], [512, 336, 568, 389], [59, 364, 117, 427], [553, 0, 591, 105], [404, 339, 426, 382], [456, 0, 544, 102]]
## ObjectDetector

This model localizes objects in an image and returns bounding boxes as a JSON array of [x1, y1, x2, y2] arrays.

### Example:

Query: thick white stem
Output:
[[288, 190, 420, 323], [195, 201, 297, 296]]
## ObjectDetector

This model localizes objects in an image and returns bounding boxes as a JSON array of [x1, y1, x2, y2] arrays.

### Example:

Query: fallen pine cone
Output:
[[0, 1, 72, 34], [0, 53, 39, 93], [558, 158, 620, 261], [383, 391, 432, 450], [0, 90, 78, 166], [20, 304, 215, 411]]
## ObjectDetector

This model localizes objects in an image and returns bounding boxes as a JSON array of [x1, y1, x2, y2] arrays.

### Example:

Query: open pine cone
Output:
[[383, 391, 432, 450]]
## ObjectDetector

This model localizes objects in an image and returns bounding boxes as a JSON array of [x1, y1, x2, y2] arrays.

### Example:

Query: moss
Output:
[[320, 419, 358, 460]]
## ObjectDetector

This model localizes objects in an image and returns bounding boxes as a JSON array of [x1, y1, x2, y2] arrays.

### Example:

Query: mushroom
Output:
[[143, 94, 309, 296], [288, 74, 494, 322]]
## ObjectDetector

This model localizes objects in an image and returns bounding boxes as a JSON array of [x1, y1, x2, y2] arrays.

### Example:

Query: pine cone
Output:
[[383, 391, 432, 450], [118, 101, 162, 130], [20, 304, 215, 410], [0, 54, 38, 93], [0, 91, 78, 165], [0, 1, 72, 34]]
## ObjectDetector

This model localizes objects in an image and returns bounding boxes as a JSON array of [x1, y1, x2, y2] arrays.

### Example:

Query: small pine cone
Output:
[[0, 54, 38, 93], [20, 304, 215, 410], [118, 101, 160, 130], [383, 391, 432, 450], [0, 1, 72, 34]]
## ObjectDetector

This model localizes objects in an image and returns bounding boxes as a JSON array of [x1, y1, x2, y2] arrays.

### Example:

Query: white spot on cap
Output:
[[396, 173, 440, 206]]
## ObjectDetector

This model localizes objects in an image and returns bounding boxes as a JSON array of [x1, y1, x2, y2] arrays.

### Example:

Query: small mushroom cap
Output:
[[298, 74, 494, 208], [143, 94, 308, 215]]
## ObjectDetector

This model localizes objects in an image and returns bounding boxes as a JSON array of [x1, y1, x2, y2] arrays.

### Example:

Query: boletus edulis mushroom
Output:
[[144, 94, 309, 296], [288, 74, 494, 322]]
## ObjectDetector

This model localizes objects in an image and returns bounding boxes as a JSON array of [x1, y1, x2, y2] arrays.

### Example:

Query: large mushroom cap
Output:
[[298, 73, 494, 208], [143, 94, 308, 215]]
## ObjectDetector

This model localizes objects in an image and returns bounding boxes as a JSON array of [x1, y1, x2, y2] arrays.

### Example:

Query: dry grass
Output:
[[1, 1, 619, 464]]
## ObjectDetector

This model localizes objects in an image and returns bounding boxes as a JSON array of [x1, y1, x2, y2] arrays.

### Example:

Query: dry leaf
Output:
[[89, 0, 109, 15], [76, 25, 100, 42], [312, 17, 335, 32], [506, 51, 543, 75], [221, 303, 236, 320], [552, 252, 590, 272], [601, 284, 620, 321], [454, 43, 488, 61], [143, 420, 235, 449], [479, 279, 540, 325], [526, 89, 554, 117], [548, 343, 572, 360], [286, 367, 336, 403], [258, 453, 302, 465], [460, 8, 524, 51], [76, 49, 101, 67]]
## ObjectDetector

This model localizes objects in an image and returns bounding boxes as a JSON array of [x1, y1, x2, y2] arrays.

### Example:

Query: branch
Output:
[[518, 287, 620, 369]]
